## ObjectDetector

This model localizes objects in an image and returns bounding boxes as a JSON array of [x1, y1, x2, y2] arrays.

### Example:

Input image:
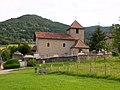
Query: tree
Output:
[[1, 49, 11, 61], [89, 26, 107, 51], [111, 24, 120, 52], [8, 46, 18, 58], [18, 43, 31, 55]]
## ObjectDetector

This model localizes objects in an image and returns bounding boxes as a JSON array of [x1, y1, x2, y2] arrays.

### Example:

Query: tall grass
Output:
[[39, 57, 120, 80]]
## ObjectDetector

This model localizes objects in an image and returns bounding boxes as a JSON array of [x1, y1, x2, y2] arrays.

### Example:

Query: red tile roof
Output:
[[72, 40, 89, 49], [70, 20, 84, 29], [35, 32, 75, 40]]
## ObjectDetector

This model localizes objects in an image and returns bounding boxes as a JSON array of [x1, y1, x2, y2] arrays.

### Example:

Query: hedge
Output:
[[3, 58, 20, 69]]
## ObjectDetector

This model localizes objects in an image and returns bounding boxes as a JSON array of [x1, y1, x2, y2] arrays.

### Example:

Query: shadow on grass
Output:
[[48, 71, 120, 82]]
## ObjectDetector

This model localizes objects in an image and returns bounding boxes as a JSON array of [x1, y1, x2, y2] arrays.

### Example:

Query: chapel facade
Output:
[[34, 20, 89, 58]]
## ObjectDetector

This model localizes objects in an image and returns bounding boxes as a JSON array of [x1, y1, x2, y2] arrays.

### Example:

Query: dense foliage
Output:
[[0, 14, 69, 45], [89, 26, 110, 51], [27, 59, 36, 67], [1, 49, 11, 61], [3, 58, 20, 69], [1, 44, 31, 61], [18, 44, 31, 55], [0, 14, 110, 45], [111, 24, 120, 52]]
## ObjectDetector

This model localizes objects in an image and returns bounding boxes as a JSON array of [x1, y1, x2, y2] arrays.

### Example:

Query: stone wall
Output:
[[37, 54, 112, 64], [36, 39, 75, 58]]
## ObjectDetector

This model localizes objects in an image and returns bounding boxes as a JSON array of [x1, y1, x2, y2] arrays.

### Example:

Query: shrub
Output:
[[3, 58, 20, 69], [27, 59, 36, 67], [112, 51, 119, 56]]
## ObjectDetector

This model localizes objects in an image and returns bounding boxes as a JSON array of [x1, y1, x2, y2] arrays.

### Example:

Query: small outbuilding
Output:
[[24, 55, 36, 61], [12, 51, 23, 60]]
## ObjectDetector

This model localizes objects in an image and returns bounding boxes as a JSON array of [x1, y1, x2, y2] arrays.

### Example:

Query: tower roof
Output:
[[67, 20, 84, 31], [70, 20, 84, 29]]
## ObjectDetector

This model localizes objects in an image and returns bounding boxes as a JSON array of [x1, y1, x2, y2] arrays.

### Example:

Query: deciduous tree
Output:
[[18, 43, 31, 55]]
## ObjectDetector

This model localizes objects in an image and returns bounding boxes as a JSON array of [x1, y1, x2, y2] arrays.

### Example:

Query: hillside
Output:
[[0, 14, 69, 44], [85, 26, 111, 41], [0, 14, 111, 45]]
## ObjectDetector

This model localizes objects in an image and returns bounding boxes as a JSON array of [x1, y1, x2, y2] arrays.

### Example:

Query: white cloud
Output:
[[0, 0, 120, 26]]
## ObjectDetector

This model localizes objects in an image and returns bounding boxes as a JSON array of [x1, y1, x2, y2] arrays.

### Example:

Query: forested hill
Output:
[[0, 14, 69, 45], [85, 26, 110, 41], [0, 14, 110, 45]]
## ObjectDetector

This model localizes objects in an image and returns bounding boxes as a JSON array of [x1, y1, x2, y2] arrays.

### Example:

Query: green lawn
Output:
[[0, 68, 120, 90]]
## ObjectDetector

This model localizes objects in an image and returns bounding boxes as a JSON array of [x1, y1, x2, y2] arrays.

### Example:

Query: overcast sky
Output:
[[0, 0, 120, 26]]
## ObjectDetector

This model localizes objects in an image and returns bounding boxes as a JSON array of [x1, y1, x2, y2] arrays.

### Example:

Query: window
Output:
[[63, 43, 66, 47], [79, 49, 82, 53], [76, 29, 79, 34], [47, 43, 50, 47]]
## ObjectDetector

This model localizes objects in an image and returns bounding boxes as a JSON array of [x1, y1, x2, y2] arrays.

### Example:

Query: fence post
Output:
[[104, 54, 107, 78], [77, 62, 79, 74], [62, 64, 64, 72], [90, 62, 92, 75], [104, 63, 107, 78], [50, 64, 52, 72], [67, 64, 70, 73], [58, 66, 60, 72]]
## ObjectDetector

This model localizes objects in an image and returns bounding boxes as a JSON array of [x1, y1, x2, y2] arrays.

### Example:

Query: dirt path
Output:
[[0, 68, 25, 74], [0, 69, 14, 74]]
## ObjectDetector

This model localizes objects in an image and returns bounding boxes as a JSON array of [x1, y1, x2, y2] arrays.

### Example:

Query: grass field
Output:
[[0, 68, 120, 90], [41, 57, 120, 80]]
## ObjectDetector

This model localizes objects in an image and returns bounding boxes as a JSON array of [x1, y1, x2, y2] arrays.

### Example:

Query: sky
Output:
[[0, 0, 120, 26]]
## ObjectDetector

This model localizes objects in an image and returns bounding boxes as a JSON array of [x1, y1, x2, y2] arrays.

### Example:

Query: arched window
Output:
[[63, 43, 66, 47], [79, 49, 82, 53], [47, 43, 50, 47]]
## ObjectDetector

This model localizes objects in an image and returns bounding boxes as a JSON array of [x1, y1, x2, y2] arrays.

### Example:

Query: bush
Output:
[[3, 58, 20, 69], [27, 59, 36, 67], [112, 51, 119, 56]]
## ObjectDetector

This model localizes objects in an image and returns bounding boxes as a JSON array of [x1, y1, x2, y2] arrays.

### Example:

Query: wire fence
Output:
[[37, 57, 120, 80]]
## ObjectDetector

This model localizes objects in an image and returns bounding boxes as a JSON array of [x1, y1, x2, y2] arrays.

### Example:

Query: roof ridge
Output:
[[35, 32, 75, 40], [70, 20, 84, 29]]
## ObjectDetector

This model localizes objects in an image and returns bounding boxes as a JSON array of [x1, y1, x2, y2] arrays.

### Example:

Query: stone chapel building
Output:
[[34, 20, 89, 58]]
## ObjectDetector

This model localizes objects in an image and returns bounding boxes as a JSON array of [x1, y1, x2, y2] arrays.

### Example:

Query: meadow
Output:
[[0, 68, 120, 90], [41, 57, 120, 80]]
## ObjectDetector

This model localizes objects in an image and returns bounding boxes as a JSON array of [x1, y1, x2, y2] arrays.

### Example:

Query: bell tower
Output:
[[67, 20, 84, 42]]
